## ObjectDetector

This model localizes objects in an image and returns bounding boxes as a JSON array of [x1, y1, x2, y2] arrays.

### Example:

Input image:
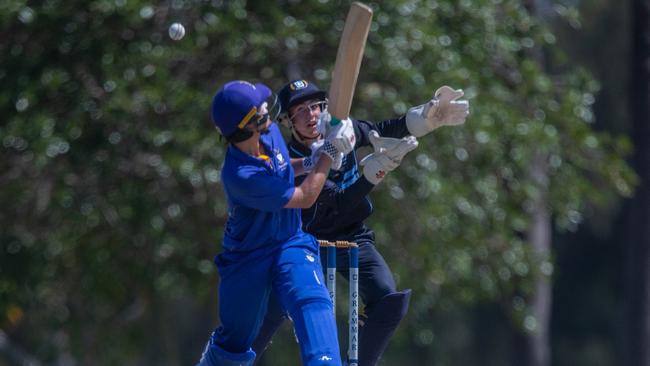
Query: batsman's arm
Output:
[[285, 155, 333, 209], [291, 172, 375, 235], [290, 158, 308, 176]]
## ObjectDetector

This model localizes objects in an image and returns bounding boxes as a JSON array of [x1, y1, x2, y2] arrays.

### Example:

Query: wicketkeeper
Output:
[[251, 79, 469, 366]]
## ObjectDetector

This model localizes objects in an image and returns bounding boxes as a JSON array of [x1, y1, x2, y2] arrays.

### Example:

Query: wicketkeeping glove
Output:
[[406, 85, 470, 137], [359, 151, 400, 185], [367, 130, 419, 164]]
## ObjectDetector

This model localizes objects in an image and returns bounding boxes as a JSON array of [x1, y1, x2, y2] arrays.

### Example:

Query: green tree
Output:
[[0, 0, 635, 365]]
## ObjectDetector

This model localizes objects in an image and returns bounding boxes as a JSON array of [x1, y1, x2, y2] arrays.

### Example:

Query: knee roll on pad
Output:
[[283, 288, 332, 315]]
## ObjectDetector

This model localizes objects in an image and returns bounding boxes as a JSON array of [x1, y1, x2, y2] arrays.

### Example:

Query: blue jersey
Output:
[[288, 117, 410, 243], [221, 123, 306, 252]]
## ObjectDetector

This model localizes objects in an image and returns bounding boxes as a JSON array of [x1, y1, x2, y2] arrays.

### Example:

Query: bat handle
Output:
[[330, 116, 342, 126]]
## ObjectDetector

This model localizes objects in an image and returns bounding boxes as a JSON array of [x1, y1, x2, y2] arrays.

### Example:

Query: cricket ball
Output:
[[168, 22, 185, 41]]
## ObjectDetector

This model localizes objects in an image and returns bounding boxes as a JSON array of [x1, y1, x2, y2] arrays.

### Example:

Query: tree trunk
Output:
[[625, 0, 650, 365], [521, 1, 553, 366], [525, 152, 552, 366]]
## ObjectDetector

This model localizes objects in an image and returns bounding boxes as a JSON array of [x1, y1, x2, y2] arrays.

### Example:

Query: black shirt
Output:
[[288, 116, 410, 243]]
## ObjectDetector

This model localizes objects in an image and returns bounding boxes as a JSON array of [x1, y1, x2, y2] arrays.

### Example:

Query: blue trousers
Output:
[[197, 239, 342, 366]]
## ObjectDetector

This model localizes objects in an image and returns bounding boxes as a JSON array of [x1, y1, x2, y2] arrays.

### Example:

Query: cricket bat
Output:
[[328, 2, 373, 125]]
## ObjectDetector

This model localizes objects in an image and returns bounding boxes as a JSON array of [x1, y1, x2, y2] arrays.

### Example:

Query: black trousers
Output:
[[318, 239, 397, 312]]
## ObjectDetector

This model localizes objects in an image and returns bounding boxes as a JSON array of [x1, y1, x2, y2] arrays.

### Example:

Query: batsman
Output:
[[252, 79, 470, 365], [196, 80, 359, 366]]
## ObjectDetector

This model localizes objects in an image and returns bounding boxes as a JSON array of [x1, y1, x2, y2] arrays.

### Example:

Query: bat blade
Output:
[[328, 2, 373, 124]]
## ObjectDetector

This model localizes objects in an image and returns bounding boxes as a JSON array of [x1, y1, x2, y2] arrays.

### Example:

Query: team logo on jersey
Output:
[[290, 80, 309, 90], [274, 149, 288, 171]]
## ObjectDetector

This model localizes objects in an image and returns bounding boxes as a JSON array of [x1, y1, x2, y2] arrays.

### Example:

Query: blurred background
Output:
[[1, 0, 648, 365]]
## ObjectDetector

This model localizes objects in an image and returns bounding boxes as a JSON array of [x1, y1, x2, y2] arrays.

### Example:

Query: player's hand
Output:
[[367, 131, 418, 164], [302, 153, 318, 173], [359, 151, 400, 185], [307, 140, 344, 171], [316, 109, 331, 136], [317, 108, 340, 136], [406, 85, 470, 137], [324, 115, 356, 155]]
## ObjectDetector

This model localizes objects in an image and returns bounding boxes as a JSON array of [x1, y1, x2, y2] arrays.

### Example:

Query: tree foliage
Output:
[[0, 0, 634, 364]]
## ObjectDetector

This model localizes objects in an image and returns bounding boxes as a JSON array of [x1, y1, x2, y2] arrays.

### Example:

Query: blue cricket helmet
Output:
[[211, 80, 272, 137]]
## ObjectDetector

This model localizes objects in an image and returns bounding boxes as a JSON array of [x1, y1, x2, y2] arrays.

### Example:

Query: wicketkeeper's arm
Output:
[[350, 118, 410, 150]]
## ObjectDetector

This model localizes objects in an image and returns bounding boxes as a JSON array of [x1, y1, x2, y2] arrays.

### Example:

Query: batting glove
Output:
[[305, 139, 344, 171], [323, 114, 356, 155], [406, 85, 470, 137], [302, 154, 318, 172]]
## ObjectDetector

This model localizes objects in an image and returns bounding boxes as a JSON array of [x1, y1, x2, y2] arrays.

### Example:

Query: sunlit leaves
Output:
[[0, 0, 636, 364]]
